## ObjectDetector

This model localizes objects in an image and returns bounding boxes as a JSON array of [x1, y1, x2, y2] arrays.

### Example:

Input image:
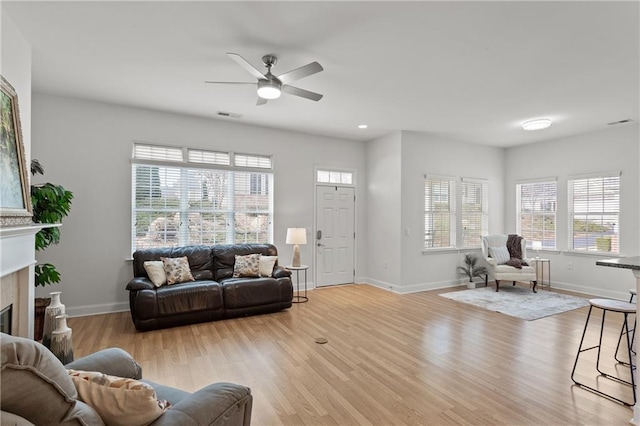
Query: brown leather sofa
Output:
[[126, 244, 293, 331]]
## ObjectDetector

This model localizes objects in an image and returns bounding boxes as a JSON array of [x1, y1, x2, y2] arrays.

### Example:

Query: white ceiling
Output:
[[3, 1, 639, 146]]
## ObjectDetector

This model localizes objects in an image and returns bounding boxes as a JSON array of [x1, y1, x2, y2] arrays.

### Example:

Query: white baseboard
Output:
[[66, 302, 129, 318], [359, 277, 463, 294], [548, 281, 630, 301]]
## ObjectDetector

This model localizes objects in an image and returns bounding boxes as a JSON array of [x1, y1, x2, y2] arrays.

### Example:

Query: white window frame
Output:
[[424, 175, 456, 250], [568, 171, 620, 254], [131, 142, 274, 254], [516, 178, 557, 250], [460, 178, 488, 248], [315, 167, 355, 186]]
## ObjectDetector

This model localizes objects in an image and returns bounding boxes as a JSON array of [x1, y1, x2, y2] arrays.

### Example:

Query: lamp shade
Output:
[[286, 228, 307, 245], [532, 241, 542, 251]]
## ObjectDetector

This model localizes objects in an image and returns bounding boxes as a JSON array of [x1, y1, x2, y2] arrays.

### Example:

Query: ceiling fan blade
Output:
[[227, 53, 267, 81], [281, 85, 323, 101], [204, 81, 256, 85], [277, 61, 323, 84], [256, 97, 268, 106]]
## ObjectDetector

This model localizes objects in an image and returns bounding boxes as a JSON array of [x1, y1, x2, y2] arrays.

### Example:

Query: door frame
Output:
[[313, 166, 358, 288]]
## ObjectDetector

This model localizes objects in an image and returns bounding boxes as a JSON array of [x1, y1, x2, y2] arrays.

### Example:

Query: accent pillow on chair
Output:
[[68, 369, 169, 426], [489, 246, 510, 265]]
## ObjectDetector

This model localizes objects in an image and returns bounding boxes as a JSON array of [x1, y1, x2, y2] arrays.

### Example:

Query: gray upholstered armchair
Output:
[[481, 234, 538, 293], [1, 333, 252, 425]]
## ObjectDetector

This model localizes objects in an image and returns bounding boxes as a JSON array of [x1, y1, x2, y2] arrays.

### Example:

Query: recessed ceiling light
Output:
[[522, 119, 552, 131], [358, 124, 368, 129]]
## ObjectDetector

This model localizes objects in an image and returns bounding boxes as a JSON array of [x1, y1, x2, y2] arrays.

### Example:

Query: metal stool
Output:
[[615, 289, 637, 363], [571, 298, 636, 406]]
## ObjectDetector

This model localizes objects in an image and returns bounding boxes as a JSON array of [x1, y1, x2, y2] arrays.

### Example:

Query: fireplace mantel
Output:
[[0, 223, 60, 338]]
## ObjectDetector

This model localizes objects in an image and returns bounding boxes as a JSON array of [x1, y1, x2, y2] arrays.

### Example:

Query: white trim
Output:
[[461, 177, 488, 183], [515, 176, 558, 184], [424, 173, 456, 181], [66, 302, 130, 318], [567, 170, 621, 180]]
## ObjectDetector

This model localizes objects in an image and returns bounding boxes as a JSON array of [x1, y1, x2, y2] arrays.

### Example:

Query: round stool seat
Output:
[[589, 298, 636, 313], [630, 289, 637, 296]]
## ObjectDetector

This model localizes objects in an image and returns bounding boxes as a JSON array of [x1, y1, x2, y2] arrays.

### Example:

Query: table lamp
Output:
[[286, 228, 307, 267], [532, 241, 542, 259]]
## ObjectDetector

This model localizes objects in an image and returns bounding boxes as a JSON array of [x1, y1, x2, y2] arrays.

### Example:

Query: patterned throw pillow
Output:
[[160, 256, 195, 285], [489, 246, 510, 265], [68, 369, 169, 426], [233, 254, 261, 278]]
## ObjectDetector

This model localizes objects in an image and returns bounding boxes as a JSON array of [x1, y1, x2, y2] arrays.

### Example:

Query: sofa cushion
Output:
[[259, 256, 278, 277], [144, 261, 167, 287], [221, 277, 286, 309], [233, 254, 261, 278], [133, 245, 213, 278], [213, 244, 279, 281], [68, 369, 168, 426], [0, 333, 104, 425], [155, 280, 223, 316], [161, 256, 195, 285]]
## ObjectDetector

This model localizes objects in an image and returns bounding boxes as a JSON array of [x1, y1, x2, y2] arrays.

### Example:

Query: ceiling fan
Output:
[[205, 53, 324, 105]]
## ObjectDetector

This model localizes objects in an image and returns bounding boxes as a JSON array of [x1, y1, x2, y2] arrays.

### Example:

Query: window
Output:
[[461, 179, 488, 247], [131, 143, 273, 252], [569, 173, 620, 253], [517, 180, 557, 249], [317, 169, 353, 185], [424, 176, 456, 249]]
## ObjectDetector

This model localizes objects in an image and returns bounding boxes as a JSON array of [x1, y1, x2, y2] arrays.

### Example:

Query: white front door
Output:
[[316, 186, 355, 287]]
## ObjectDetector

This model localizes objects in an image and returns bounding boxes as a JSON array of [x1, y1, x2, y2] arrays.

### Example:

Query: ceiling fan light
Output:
[[522, 118, 552, 131], [257, 80, 281, 99]]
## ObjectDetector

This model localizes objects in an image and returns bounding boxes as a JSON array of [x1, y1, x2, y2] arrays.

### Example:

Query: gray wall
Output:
[[31, 94, 367, 315], [504, 123, 640, 299]]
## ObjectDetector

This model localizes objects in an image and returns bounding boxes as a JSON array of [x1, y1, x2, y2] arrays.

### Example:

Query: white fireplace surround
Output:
[[0, 224, 58, 338]]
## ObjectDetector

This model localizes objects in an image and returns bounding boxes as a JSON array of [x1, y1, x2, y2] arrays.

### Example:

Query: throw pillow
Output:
[[160, 256, 195, 285], [143, 261, 167, 287], [233, 254, 261, 278], [259, 255, 278, 277], [489, 246, 510, 265], [68, 369, 169, 426]]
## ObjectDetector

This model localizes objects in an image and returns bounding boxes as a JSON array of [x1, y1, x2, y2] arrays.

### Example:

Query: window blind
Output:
[[132, 143, 273, 253], [517, 181, 557, 249], [188, 149, 230, 166], [569, 175, 619, 253], [133, 144, 183, 162], [234, 153, 272, 169], [424, 177, 456, 249], [461, 180, 488, 247]]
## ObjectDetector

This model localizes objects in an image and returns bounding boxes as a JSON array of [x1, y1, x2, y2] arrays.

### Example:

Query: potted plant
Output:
[[457, 253, 488, 289], [31, 159, 73, 339]]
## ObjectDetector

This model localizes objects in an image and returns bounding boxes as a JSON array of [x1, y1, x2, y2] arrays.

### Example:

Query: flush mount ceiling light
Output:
[[257, 79, 281, 100], [358, 124, 368, 129], [522, 118, 552, 131]]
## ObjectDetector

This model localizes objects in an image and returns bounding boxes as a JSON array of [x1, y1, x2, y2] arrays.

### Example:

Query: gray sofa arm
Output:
[[65, 348, 142, 379], [151, 383, 252, 426]]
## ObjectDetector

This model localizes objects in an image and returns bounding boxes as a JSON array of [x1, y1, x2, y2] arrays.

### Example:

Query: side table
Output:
[[533, 258, 550, 290], [286, 265, 308, 303]]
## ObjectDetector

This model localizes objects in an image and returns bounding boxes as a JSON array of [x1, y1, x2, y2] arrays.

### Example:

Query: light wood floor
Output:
[[69, 284, 635, 425]]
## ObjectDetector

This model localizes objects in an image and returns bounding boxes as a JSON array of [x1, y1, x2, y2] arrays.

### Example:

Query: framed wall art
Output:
[[1, 75, 32, 226]]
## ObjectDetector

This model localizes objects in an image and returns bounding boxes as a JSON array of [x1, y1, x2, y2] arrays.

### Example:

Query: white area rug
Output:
[[439, 285, 590, 321]]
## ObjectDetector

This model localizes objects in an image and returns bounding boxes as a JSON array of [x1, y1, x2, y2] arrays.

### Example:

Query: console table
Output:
[[596, 256, 640, 425]]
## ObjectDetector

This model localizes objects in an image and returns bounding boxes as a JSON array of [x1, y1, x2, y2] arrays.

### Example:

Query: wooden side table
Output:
[[286, 265, 308, 303], [533, 258, 550, 290]]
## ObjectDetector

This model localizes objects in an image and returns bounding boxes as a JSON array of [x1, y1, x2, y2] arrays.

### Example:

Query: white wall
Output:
[[504, 124, 640, 299], [363, 131, 402, 289], [397, 131, 505, 292], [31, 94, 367, 315], [1, 12, 31, 166]]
